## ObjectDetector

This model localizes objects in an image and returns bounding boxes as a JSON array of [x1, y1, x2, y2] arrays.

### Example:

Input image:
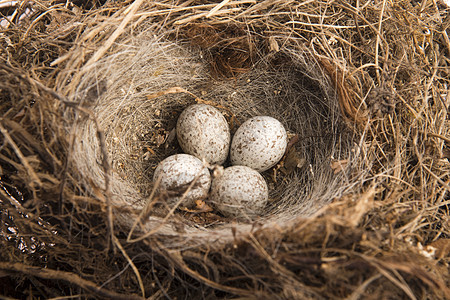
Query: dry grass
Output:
[[0, 0, 449, 299]]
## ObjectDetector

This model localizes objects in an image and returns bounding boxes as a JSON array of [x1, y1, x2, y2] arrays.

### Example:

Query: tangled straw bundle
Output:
[[1, 0, 449, 299]]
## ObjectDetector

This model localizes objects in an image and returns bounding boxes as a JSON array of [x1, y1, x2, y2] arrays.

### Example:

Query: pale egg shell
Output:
[[176, 104, 230, 165], [230, 116, 287, 172], [153, 154, 211, 208], [210, 166, 268, 219]]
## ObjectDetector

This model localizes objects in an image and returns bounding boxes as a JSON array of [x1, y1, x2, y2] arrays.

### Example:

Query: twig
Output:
[[0, 122, 42, 188], [427, 132, 450, 143], [83, 0, 145, 68], [346, 274, 382, 300], [247, 233, 323, 298], [168, 251, 255, 297], [0, 184, 26, 213], [127, 166, 207, 243], [18, 69, 115, 251], [206, 0, 231, 18], [375, 0, 387, 85], [0, 262, 144, 300], [127, 173, 162, 242], [113, 236, 145, 298], [421, 163, 450, 192]]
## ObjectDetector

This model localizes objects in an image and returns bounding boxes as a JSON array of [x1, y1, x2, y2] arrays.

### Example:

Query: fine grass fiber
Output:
[[1, 0, 449, 299]]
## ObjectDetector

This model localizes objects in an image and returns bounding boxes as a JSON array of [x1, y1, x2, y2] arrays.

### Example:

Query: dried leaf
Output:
[[330, 159, 349, 174], [428, 239, 450, 260], [269, 36, 279, 52], [281, 149, 306, 175], [195, 200, 213, 212]]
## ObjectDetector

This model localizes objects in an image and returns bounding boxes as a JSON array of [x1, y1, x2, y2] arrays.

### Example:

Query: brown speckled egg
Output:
[[153, 154, 211, 208], [230, 116, 287, 172], [210, 166, 268, 219], [176, 104, 230, 165]]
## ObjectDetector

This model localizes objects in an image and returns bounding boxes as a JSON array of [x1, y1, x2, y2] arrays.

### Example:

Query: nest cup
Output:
[[66, 29, 360, 246]]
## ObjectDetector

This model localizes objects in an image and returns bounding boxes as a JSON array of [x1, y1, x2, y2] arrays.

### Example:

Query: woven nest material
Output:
[[65, 29, 363, 245], [1, 1, 449, 299]]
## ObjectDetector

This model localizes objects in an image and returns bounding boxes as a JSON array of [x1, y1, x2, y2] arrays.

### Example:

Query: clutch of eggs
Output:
[[230, 116, 288, 172], [152, 104, 288, 219], [153, 154, 211, 208], [176, 104, 230, 165]]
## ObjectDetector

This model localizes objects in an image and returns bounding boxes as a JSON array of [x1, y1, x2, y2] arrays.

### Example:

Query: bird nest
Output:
[[0, 1, 449, 299]]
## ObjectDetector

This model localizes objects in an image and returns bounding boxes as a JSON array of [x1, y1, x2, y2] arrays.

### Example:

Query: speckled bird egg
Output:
[[176, 104, 230, 165], [230, 116, 287, 172], [153, 154, 211, 208], [210, 166, 268, 219]]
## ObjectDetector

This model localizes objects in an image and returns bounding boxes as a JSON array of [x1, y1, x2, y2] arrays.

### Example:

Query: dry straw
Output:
[[0, 0, 449, 299]]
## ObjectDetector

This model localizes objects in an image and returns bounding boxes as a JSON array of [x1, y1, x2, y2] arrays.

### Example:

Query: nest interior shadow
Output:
[[65, 26, 361, 244]]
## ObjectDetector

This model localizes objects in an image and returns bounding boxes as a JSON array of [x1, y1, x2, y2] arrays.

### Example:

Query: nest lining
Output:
[[66, 30, 364, 244]]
